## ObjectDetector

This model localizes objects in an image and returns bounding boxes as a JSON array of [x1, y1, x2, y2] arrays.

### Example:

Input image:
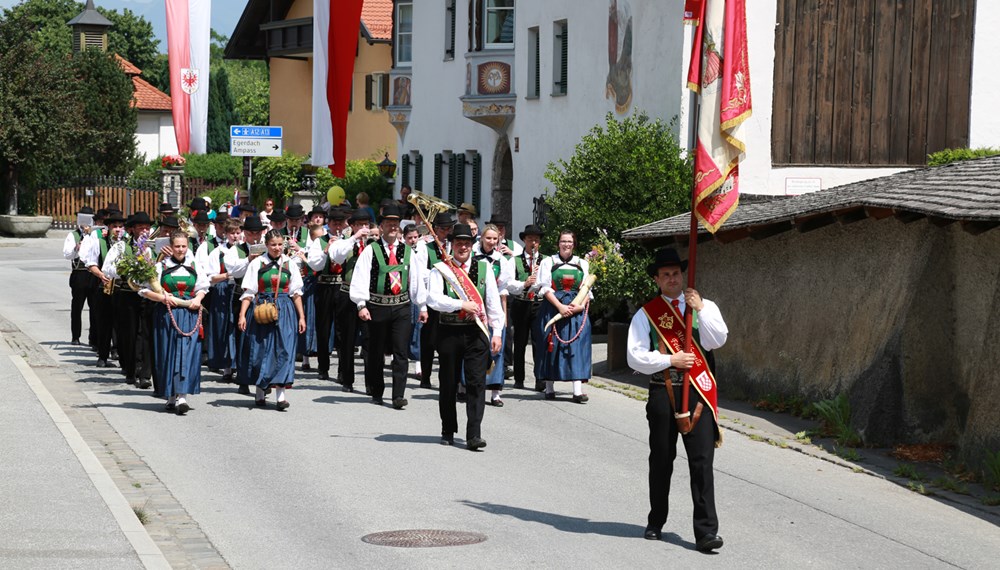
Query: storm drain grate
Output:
[[361, 529, 487, 548]]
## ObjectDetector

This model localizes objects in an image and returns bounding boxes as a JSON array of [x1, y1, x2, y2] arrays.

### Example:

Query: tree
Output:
[[210, 30, 269, 125], [543, 111, 692, 320], [207, 67, 238, 153], [142, 53, 170, 94], [0, 11, 78, 214], [101, 7, 159, 72]]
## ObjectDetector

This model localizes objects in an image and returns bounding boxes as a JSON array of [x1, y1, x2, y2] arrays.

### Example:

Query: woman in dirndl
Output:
[[477, 225, 512, 406], [238, 230, 307, 410], [536, 229, 592, 403], [140, 231, 209, 415]]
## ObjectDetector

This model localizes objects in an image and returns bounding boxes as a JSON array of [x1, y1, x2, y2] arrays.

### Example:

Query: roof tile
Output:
[[362, 0, 393, 41]]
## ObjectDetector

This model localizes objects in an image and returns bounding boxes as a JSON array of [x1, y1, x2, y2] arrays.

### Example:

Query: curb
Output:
[[12, 355, 171, 570]]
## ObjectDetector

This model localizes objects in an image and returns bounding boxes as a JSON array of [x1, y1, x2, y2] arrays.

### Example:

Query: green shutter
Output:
[[433, 153, 443, 198], [448, 154, 458, 204], [446, 0, 456, 58], [471, 152, 482, 212], [400, 154, 410, 188], [414, 153, 423, 191], [534, 30, 540, 97], [561, 23, 568, 94], [454, 153, 466, 205]]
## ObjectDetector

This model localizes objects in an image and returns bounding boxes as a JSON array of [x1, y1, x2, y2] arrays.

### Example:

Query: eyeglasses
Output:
[[558, 240, 575, 244]]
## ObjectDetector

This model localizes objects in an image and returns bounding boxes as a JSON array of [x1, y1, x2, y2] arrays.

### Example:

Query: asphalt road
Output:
[[3, 234, 999, 569]]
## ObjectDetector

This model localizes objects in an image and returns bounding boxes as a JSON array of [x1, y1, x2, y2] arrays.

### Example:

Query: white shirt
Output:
[[138, 257, 210, 298], [475, 248, 513, 297], [79, 230, 107, 268], [507, 249, 543, 297], [239, 254, 305, 300], [537, 254, 593, 299], [348, 238, 425, 308], [63, 229, 86, 261], [626, 295, 728, 375], [223, 239, 261, 279], [426, 256, 505, 338]]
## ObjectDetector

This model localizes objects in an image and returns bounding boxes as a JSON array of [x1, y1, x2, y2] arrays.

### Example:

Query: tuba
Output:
[[407, 191, 455, 231]]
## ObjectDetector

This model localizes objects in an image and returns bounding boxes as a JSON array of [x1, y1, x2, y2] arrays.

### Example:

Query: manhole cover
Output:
[[361, 529, 487, 548]]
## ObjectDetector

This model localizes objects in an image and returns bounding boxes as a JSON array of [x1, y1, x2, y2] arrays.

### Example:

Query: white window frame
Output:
[[395, 1, 413, 67], [484, 0, 515, 49]]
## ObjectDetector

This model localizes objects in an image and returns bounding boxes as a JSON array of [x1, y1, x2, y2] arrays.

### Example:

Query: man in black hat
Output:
[[285, 204, 308, 243], [349, 203, 425, 408], [508, 224, 546, 390], [626, 247, 729, 552], [304, 207, 352, 380], [102, 211, 155, 388], [327, 209, 372, 391], [418, 211, 456, 387], [268, 209, 288, 234], [81, 210, 126, 367], [63, 206, 99, 346], [190, 210, 212, 252], [426, 223, 504, 450]]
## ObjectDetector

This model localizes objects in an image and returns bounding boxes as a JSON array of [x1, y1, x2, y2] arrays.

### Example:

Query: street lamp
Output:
[[300, 156, 318, 194], [377, 153, 397, 181]]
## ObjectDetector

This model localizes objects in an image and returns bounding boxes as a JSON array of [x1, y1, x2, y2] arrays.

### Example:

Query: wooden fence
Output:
[[36, 177, 160, 230]]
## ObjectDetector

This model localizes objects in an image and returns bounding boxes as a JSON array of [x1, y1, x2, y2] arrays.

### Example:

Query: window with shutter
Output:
[[433, 154, 443, 198], [471, 152, 482, 213], [553, 20, 568, 96], [448, 153, 459, 204], [414, 153, 424, 192], [527, 27, 540, 99], [455, 153, 467, 205], [365, 74, 373, 110], [445, 0, 457, 60], [400, 154, 410, 188]]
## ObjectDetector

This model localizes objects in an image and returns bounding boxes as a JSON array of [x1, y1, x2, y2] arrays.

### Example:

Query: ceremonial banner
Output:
[[683, 0, 704, 25], [312, 0, 364, 178], [687, 0, 751, 233], [165, 0, 210, 154]]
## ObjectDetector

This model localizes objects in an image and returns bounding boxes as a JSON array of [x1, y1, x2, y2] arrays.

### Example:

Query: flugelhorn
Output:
[[407, 191, 454, 231]]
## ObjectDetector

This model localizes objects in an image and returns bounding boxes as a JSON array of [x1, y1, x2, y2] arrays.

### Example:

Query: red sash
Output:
[[642, 296, 719, 426]]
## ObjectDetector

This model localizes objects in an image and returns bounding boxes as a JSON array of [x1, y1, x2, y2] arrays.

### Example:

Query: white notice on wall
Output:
[[784, 177, 822, 195]]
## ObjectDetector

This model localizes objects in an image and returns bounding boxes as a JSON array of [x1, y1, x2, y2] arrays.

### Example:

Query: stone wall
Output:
[[689, 217, 1000, 467]]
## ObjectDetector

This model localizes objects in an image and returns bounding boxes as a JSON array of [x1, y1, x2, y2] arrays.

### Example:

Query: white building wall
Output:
[[135, 112, 178, 161], [969, 2, 1000, 149], [511, 0, 686, 230]]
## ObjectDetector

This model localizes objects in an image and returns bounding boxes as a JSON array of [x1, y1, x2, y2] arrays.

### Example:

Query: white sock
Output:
[[276, 387, 287, 402], [545, 381, 554, 394], [414, 362, 422, 375], [255, 387, 265, 400], [492, 389, 501, 400], [176, 395, 187, 405], [572, 381, 583, 396]]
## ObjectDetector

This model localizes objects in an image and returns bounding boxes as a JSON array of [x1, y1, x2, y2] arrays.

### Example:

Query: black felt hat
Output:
[[450, 223, 474, 241], [158, 202, 175, 213], [240, 204, 258, 215], [378, 203, 404, 222], [213, 212, 229, 224], [432, 212, 456, 227], [349, 209, 370, 224], [128, 211, 152, 226], [191, 211, 211, 224], [519, 224, 545, 240], [159, 216, 180, 229], [646, 248, 688, 276], [268, 209, 287, 223], [188, 197, 208, 212], [307, 206, 328, 219], [242, 217, 265, 232], [105, 211, 126, 225], [328, 207, 351, 221], [78, 206, 94, 215], [285, 204, 306, 219]]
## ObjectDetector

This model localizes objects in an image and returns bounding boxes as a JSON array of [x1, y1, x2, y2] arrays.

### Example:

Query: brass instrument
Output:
[[407, 191, 454, 232]]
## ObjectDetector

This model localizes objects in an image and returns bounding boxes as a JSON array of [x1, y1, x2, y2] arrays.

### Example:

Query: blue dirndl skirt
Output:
[[537, 289, 592, 382], [205, 281, 235, 370], [152, 303, 202, 399], [245, 293, 298, 388], [297, 275, 317, 355], [485, 325, 506, 389]]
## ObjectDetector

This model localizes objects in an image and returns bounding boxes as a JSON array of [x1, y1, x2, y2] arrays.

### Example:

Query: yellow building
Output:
[[225, 0, 396, 161]]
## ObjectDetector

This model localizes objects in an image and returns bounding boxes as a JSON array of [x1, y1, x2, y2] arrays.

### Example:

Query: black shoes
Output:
[[467, 437, 487, 451], [372, 397, 384, 405], [238, 385, 251, 395], [644, 527, 662, 541], [392, 398, 408, 410], [534, 381, 545, 392], [71, 338, 80, 345], [440, 436, 454, 446], [572, 394, 589, 404], [696, 534, 723, 552], [254, 399, 267, 408], [176, 402, 190, 415], [317, 371, 330, 380], [276, 400, 290, 411], [490, 398, 504, 407], [342, 385, 354, 393], [544, 392, 556, 400], [419, 381, 432, 389], [503, 367, 514, 379], [96, 359, 112, 368], [456, 392, 467, 403], [513, 380, 525, 389], [137, 379, 152, 389], [125, 377, 136, 385], [165, 403, 176, 412], [221, 372, 233, 383]]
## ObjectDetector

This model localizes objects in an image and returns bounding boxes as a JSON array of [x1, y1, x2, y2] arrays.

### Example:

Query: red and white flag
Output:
[[165, 0, 210, 154], [312, 0, 364, 178], [687, 0, 751, 233]]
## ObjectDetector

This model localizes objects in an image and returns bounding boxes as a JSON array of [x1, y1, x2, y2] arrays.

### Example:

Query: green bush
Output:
[[543, 111, 691, 321], [811, 394, 862, 447], [251, 153, 390, 208], [927, 147, 1000, 167], [200, 186, 239, 211], [183, 153, 241, 184], [250, 152, 306, 206], [330, 159, 392, 207]]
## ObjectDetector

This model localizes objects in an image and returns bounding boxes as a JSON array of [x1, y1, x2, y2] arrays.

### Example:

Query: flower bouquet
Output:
[[161, 154, 186, 169], [116, 236, 193, 308]]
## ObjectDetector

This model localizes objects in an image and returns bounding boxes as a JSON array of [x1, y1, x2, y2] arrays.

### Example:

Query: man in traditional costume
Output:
[[507, 225, 545, 390], [626, 247, 728, 552], [63, 206, 98, 347], [418, 212, 455, 388], [327, 210, 372, 392]]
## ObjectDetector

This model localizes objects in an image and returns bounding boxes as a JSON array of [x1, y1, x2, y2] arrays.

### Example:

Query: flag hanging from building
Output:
[[165, 0, 210, 154], [683, 0, 704, 25], [312, 0, 364, 178], [687, 0, 751, 233]]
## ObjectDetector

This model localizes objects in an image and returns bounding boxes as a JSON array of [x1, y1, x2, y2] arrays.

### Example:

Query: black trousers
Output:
[[509, 297, 541, 384], [437, 323, 488, 440], [646, 382, 718, 540], [112, 290, 152, 382], [365, 303, 411, 400], [419, 308, 439, 383], [333, 287, 359, 388], [69, 270, 98, 344], [232, 291, 247, 383], [93, 289, 115, 361], [314, 282, 338, 375]]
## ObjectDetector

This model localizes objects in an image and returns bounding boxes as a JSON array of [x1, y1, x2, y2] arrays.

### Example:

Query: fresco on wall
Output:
[[393, 77, 411, 106], [606, 0, 633, 114]]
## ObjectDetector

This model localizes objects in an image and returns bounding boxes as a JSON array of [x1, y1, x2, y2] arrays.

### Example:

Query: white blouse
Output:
[[239, 254, 305, 300]]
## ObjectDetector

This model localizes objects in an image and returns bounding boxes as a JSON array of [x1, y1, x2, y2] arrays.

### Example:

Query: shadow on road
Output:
[[375, 433, 447, 445], [458, 500, 679, 544]]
